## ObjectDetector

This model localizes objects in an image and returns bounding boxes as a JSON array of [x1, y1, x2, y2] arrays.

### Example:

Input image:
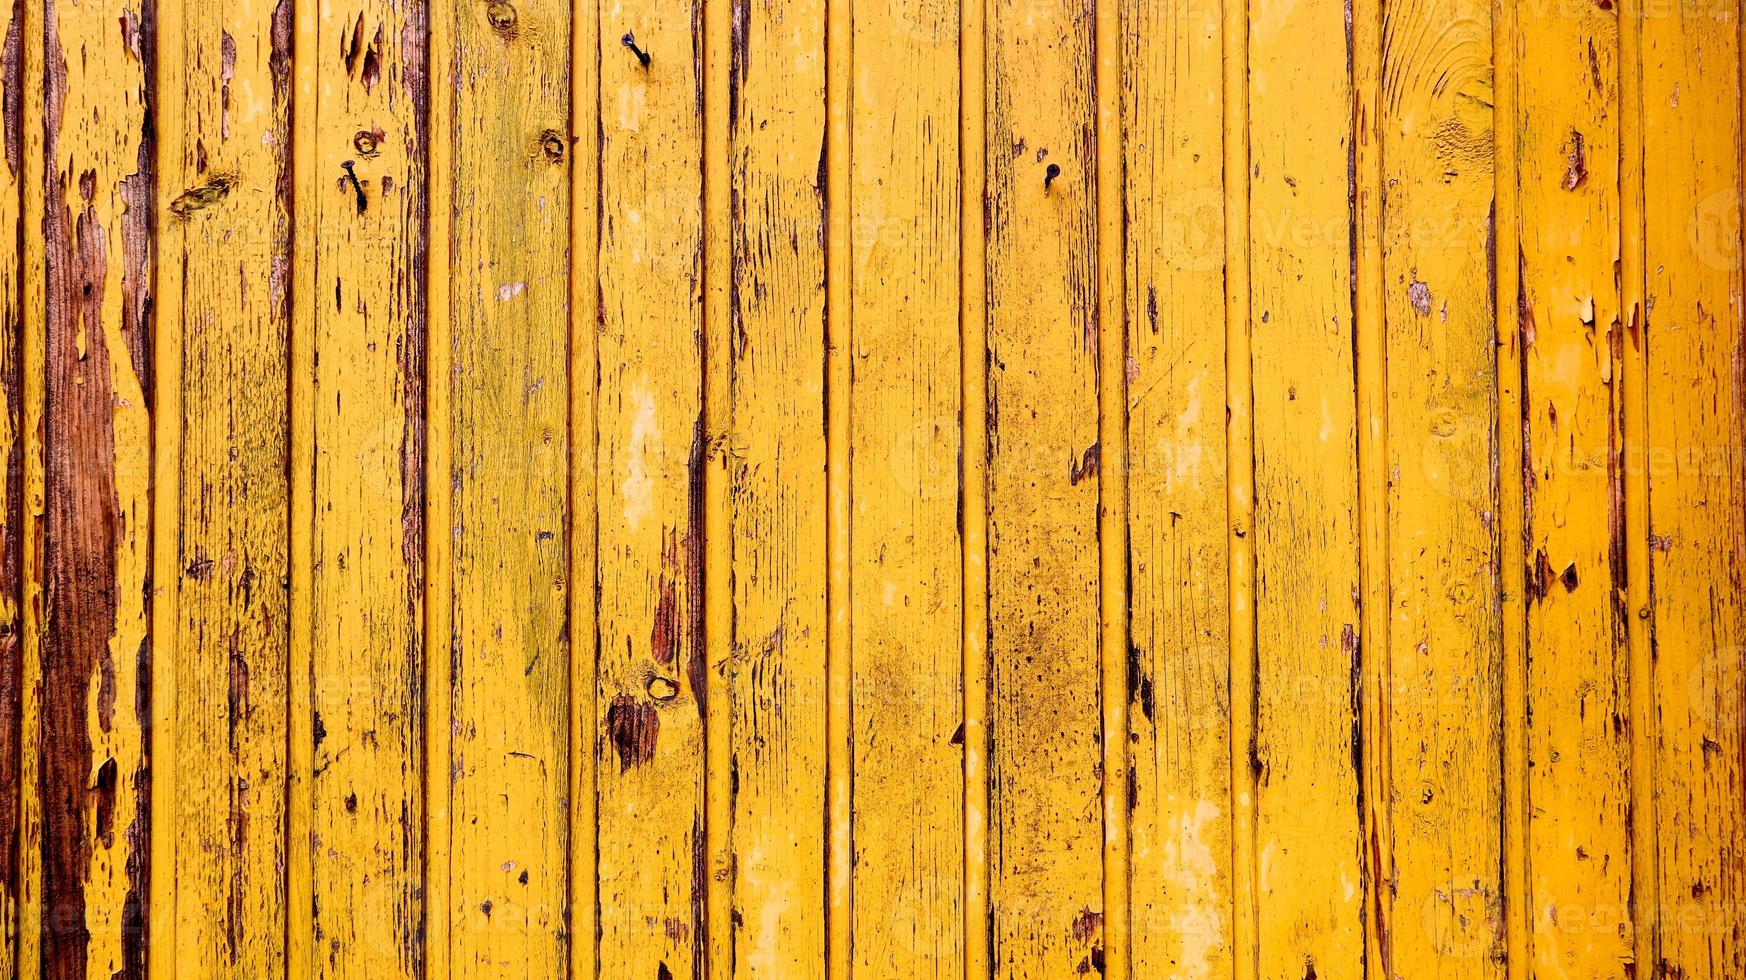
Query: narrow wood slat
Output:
[[0, 0, 27, 969], [1374, 0, 1504, 973], [1639, 2, 1745, 975], [161, 0, 294, 971], [447, 0, 572, 969]]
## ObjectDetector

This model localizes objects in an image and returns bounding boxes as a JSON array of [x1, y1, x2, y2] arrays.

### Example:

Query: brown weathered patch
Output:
[[1070, 907, 1103, 943], [1069, 442, 1100, 486], [605, 695, 659, 772]]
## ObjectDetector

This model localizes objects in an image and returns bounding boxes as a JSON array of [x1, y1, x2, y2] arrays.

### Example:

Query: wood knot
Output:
[[485, 0, 517, 35], [538, 129, 565, 163]]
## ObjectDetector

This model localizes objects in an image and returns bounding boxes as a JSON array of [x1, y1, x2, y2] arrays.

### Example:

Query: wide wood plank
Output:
[[161, 0, 293, 972], [1513, 1, 1633, 974], [446, 0, 572, 969], [594, 0, 708, 974], [1639, 4, 1745, 976], [984, 0, 1102, 974], [40, 0, 154, 971], [1246, 0, 1363, 975], [1121, 2, 1231, 975], [302, 0, 427, 967]]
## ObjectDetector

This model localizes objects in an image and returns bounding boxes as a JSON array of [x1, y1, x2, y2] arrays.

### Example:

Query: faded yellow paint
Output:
[[1123, 2, 1232, 976], [158, 0, 294, 972], [846, 0, 965, 974], [1638, 2, 1744, 976], [984, 0, 1103, 975], [1373, 0, 1504, 973], [302, 0, 427, 967], [724, 0, 828, 970], [1247, 0, 1364, 976], [1514, 2, 1635, 976], [595, 1, 706, 976], [7, 3, 1746, 980], [446, 0, 572, 969]]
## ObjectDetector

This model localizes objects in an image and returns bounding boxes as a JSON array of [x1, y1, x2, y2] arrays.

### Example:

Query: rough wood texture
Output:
[[1374, 0, 1503, 973], [847, 0, 965, 974], [984, 0, 1103, 975], [40, 0, 154, 971], [303, 0, 427, 968], [444, 0, 571, 970], [1638, 3, 1745, 977], [1513, 2, 1634, 975], [7, 3, 1746, 977], [724, 0, 828, 971], [1246, 0, 1363, 976], [0, 0, 23, 968], [593, 1, 707, 975], [161, 0, 293, 973], [1122, 3, 1231, 975]]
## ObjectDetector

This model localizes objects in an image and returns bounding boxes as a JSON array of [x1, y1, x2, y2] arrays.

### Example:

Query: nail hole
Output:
[[1044, 163, 1062, 191]]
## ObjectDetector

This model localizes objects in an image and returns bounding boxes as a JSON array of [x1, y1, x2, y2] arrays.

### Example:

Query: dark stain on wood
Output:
[[605, 695, 658, 772]]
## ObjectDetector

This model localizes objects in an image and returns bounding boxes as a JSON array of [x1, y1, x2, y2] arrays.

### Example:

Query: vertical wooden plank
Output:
[[14, 0, 39, 964], [0, 0, 24, 969], [846, 0, 964, 974], [1639, 1, 1745, 975], [447, 0, 571, 967], [1513, 0, 1634, 974], [984, 0, 1101, 974], [723, 0, 827, 970], [304, 0, 427, 965], [1375, 0, 1504, 973], [40, 0, 154, 968], [1246, 0, 1363, 975], [595, 0, 706, 975], [160, 0, 293, 971], [1121, 1, 1232, 974]]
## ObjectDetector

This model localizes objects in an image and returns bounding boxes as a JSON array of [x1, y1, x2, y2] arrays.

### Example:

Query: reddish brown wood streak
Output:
[[40, 0, 153, 973]]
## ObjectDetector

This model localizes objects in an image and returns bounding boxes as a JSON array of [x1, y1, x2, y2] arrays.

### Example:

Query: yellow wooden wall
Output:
[[1, 0, 1743, 976]]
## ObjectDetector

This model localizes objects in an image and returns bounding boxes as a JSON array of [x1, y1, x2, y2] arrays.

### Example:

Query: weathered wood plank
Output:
[[1513, 0, 1634, 973], [1122, 2, 1231, 975], [846, 0, 964, 974], [446, 0, 572, 969], [303, 0, 427, 967], [594, 1, 707, 975], [1639, 3, 1745, 976], [1246, 0, 1363, 975], [1375, 0, 1504, 973], [160, 0, 293, 973], [984, 0, 1102, 974], [723, 0, 827, 972], [40, 0, 154, 969]]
